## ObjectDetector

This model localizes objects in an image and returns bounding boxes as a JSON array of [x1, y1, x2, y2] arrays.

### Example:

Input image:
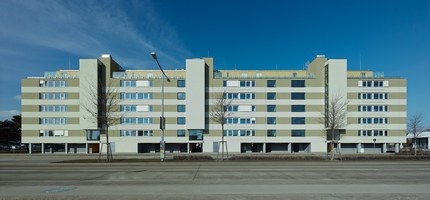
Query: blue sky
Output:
[[0, 0, 429, 125]]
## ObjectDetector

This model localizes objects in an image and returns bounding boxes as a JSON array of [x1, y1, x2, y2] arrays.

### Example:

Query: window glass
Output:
[[177, 130, 185, 137], [292, 130, 305, 137], [177, 80, 186, 87], [267, 130, 276, 137], [291, 80, 305, 87], [292, 117, 305, 124], [267, 117, 276, 124], [267, 92, 276, 100], [177, 117, 186, 125], [291, 93, 305, 100], [267, 105, 276, 112], [177, 105, 186, 112], [267, 80, 276, 87], [177, 92, 186, 100], [291, 105, 305, 112]]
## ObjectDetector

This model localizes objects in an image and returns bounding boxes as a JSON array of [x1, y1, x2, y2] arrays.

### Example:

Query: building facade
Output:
[[21, 54, 407, 154]]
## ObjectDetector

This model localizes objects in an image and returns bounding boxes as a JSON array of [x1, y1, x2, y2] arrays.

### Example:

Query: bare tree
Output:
[[210, 91, 233, 161], [323, 95, 348, 160], [81, 79, 120, 162], [408, 114, 425, 156]]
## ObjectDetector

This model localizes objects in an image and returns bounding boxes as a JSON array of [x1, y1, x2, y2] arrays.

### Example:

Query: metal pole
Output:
[[160, 74, 165, 161], [373, 138, 376, 153], [151, 52, 170, 162]]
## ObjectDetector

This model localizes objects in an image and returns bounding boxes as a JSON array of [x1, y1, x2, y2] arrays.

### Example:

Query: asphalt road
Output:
[[0, 154, 430, 199]]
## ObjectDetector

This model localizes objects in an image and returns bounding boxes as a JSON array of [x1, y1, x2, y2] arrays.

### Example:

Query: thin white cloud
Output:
[[0, 0, 190, 69], [13, 95, 21, 100], [0, 110, 20, 118]]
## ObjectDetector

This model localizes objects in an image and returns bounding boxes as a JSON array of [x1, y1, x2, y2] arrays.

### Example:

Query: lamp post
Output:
[[151, 52, 170, 161], [373, 138, 376, 153]]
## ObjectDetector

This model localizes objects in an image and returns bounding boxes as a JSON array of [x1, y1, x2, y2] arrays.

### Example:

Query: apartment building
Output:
[[21, 54, 407, 154]]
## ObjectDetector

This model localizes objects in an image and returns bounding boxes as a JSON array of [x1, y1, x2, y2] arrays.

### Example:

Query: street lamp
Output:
[[151, 52, 170, 161]]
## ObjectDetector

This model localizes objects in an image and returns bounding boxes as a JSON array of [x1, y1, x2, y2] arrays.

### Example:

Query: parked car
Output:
[[8, 142, 27, 152], [0, 144, 11, 152]]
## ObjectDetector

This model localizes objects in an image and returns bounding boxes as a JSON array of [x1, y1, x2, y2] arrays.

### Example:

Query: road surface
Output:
[[0, 154, 429, 199]]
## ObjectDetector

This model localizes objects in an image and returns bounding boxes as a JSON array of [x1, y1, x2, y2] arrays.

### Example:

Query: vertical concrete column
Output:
[[28, 143, 32, 154], [395, 143, 400, 153], [50, 144, 53, 154], [287, 143, 291, 153], [85, 143, 89, 154], [357, 143, 361, 153], [383, 143, 387, 153], [41, 143, 45, 154], [65, 143, 68, 154], [263, 143, 266, 153], [338, 143, 341, 152], [428, 138, 430, 149]]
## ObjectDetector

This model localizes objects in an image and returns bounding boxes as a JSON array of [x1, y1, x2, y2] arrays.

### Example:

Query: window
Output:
[[121, 118, 152, 124], [177, 130, 186, 137], [267, 117, 276, 125], [189, 130, 203, 140], [267, 130, 276, 137], [224, 130, 256, 137], [177, 117, 186, 125], [358, 105, 388, 112], [120, 105, 137, 112], [40, 93, 67, 100], [86, 130, 100, 141], [358, 117, 388, 124], [361, 80, 385, 88], [177, 92, 186, 100], [291, 80, 305, 87], [177, 105, 186, 112], [292, 130, 305, 137], [40, 105, 68, 112], [139, 130, 153, 136], [41, 80, 67, 87], [358, 93, 388, 100], [267, 80, 276, 87], [224, 93, 255, 100], [226, 118, 239, 124], [120, 93, 152, 100], [120, 130, 153, 137], [291, 93, 305, 100], [240, 80, 255, 87], [40, 118, 67, 125], [225, 105, 238, 112], [226, 118, 255, 124], [358, 130, 389, 137], [240, 118, 252, 124], [40, 130, 68, 137], [267, 105, 276, 112], [177, 80, 185, 87], [292, 117, 305, 124], [120, 80, 136, 87], [267, 92, 276, 100], [40, 130, 54, 137], [291, 105, 305, 112]]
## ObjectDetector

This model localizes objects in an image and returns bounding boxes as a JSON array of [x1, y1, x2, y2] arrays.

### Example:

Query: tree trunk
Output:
[[221, 124, 224, 161], [414, 139, 417, 156], [106, 127, 111, 162], [330, 130, 335, 161]]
